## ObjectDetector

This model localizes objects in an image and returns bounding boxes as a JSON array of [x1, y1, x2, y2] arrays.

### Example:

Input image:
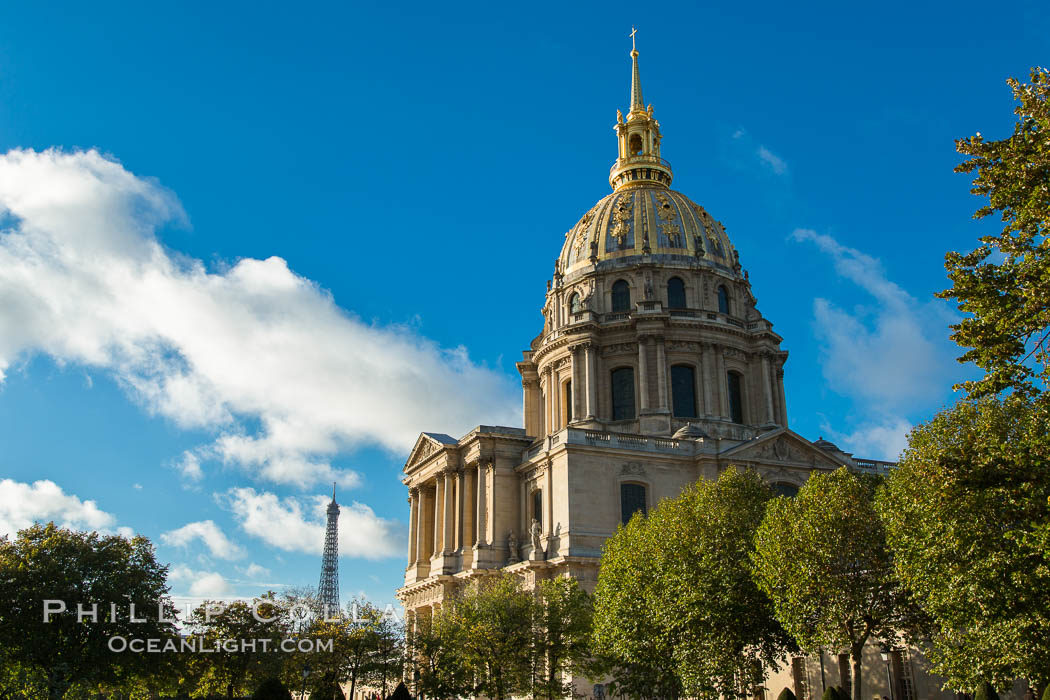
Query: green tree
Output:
[[941, 67, 1050, 401], [450, 574, 534, 700], [753, 468, 920, 700], [0, 523, 178, 700], [363, 607, 404, 699], [185, 593, 291, 697], [594, 467, 793, 699], [410, 605, 472, 700], [252, 676, 294, 700], [531, 577, 598, 700], [592, 503, 682, 700], [304, 600, 402, 700], [877, 397, 1050, 689]]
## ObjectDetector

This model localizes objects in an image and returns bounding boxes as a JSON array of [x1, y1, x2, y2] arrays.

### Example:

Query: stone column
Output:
[[716, 345, 728, 418], [453, 469, 464, 551], [407, 488, 418, 564], [463, 466, 475, 548], [777, 366, 788, 426], [522, 378, 541, 437], [475, 463, 486, 546], [432, 476, 443, 557], [568, 346, 578, 423], [485, 461, 496, 545], [701, 343, 714, 416], [522, 379, 532, 435], [442, 470, 454, 555], [545, 463, 554, 552], [656, 336, 668, 411], [638, 336, 650, 412], [544, 366, 553, 435], [585, 343, 597, 419], [414, 488, 427, 562], [762, 354, 775, 424], [520, 477, 528, 536]]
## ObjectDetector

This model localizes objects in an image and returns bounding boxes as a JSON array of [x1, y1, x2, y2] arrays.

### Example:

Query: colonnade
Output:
[[526, 336, 786, 435], [406, 462, 494, 567]]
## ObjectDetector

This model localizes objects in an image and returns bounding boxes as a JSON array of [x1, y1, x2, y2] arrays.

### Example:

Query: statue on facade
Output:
[[644, 275, 654, 300], [530, 518, 545, 560], [507, 530, 519, 563]]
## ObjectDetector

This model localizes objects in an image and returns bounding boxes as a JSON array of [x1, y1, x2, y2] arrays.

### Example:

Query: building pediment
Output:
[[719, 428, 844, 470], [404, 432, 457, 473]]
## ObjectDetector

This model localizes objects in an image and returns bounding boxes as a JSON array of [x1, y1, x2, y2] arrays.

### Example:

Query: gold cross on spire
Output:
[[630, 26, 637, 51]]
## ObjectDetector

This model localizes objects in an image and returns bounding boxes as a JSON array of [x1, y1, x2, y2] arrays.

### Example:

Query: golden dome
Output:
[[557, 185, 737, 278]]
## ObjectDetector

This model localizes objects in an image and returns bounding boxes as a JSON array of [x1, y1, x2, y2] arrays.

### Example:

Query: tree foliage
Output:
[[941, 67, 1050, 400], [753, 468, 921, 700], [184, 593, 290, 697], [251, 676, 293, 700], [531, 577, 599, 700], [878, 396, 1050, 689], [0, 523, 177, 700], [410, 572, 596, 700], [594, 467, 793, 700]]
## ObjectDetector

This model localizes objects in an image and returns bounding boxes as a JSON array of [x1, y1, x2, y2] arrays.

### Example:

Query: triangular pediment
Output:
[[720, 428, 844, 470], [403, 432, 457, 473]]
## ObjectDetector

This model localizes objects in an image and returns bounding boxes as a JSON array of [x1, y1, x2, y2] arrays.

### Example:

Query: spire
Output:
[[629, 27, 644, 114], [331, 481, 337, 503], [609, 30, 672, 191]]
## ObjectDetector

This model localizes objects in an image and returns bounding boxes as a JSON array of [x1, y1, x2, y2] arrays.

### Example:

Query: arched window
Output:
[[610, 367, 636, 420], [569, 293, 583, 314], [671, 365, 697, 418], [564, 380, 573, 424], [667, 277, 686, 308], [532, 489, 543, 529], [727, 371, 745, 424], [620, 483, 647, 524], [611, 280, 631, 312], [771, 482, 799, 498], [629, 133, 643, 156], [717, 285, 731, 315]]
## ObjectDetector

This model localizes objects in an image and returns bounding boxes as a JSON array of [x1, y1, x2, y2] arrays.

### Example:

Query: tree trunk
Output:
[[851, 643, 865, 700]]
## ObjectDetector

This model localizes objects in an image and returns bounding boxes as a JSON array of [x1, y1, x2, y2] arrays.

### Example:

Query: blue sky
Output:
[[0, 0, 1046, 606]]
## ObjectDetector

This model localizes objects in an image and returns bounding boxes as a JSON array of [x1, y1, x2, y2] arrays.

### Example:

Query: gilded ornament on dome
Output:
[[609, 193, 634, 249], [707, 235, 725, 258], [654, 192, 682, 247], [573, 210, 594, 258]]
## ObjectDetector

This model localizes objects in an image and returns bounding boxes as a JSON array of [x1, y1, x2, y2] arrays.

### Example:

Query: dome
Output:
[[672, 423, 708, 440], [558, 185, 738, 279], [813, 437, 842, 453]]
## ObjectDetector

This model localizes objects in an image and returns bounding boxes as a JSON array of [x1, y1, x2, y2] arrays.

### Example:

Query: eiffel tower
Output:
[[317, 482, 340, 616]]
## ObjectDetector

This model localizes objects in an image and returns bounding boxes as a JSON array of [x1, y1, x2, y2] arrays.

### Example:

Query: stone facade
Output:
[[392, 38, 988, 700]]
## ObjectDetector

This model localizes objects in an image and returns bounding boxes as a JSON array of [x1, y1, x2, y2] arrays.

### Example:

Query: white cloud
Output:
[[757, 146, 788, 175], [791, 228, 960, 408], [221, 487, 401, 560], [161, 520, 245, 560], [819, 416, 914, 462], [0, 148, 520, 488], [240, 562, 271, 579], [176, 451, 204, 482], [0, 478, 119, 537], [792, 229, 963, 459], [169, 565, 234, 598]]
